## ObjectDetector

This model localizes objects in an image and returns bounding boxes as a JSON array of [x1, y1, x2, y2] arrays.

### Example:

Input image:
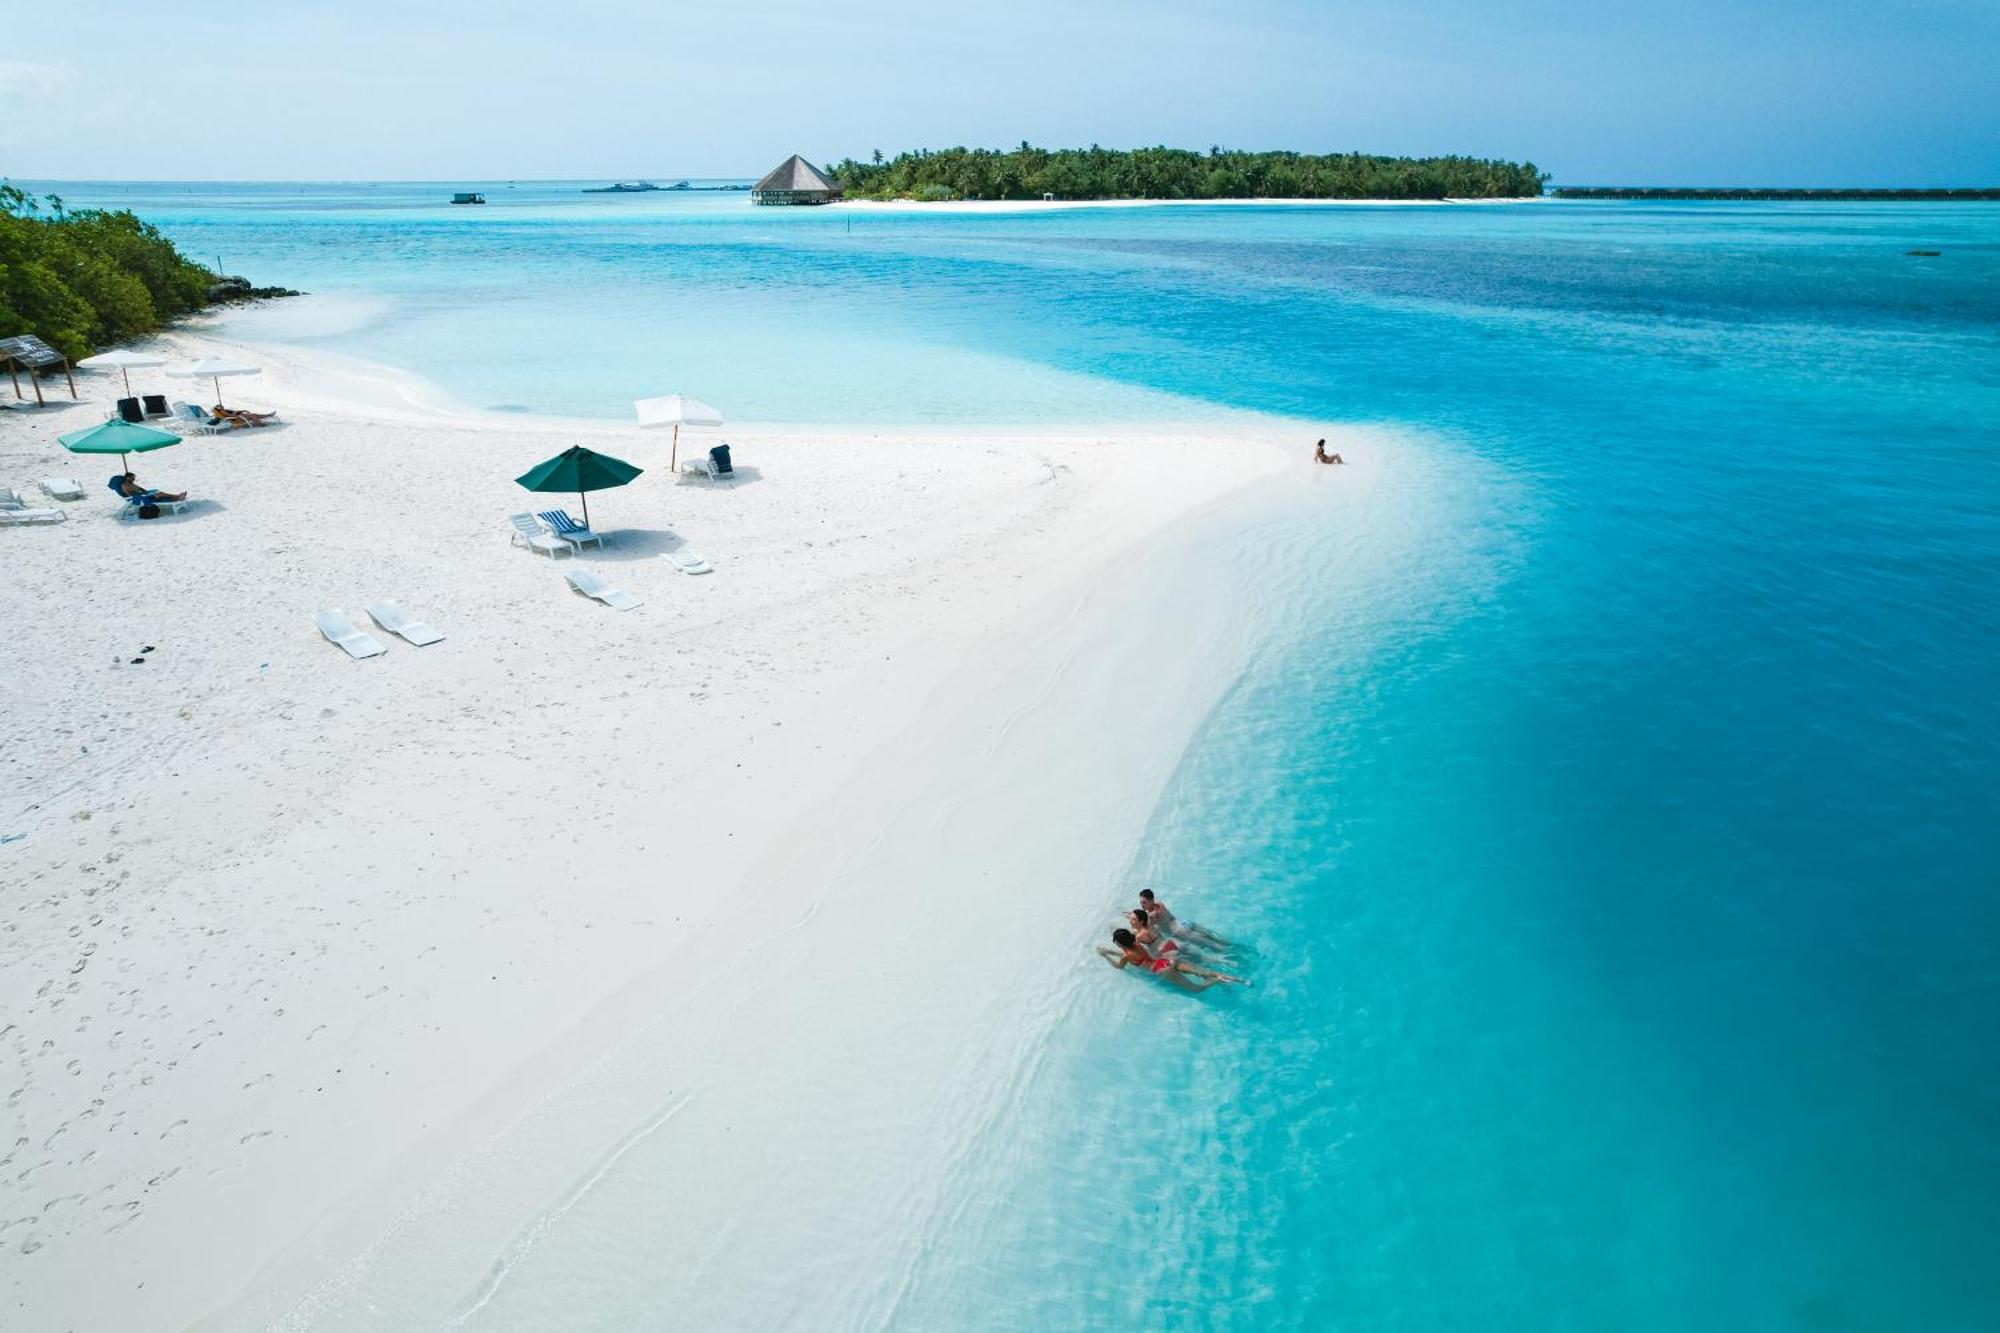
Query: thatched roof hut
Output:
[[0, 334, 76, 405], [751, 155, 840, 205]]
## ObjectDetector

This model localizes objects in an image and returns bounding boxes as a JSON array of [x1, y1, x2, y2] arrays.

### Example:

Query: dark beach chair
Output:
[[142, 394, 170, 417], [686, 442, 737, 481], [116, 397, 144, 423]]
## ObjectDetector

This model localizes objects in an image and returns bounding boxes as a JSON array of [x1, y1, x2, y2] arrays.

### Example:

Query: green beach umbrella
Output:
[[58, 417, 182, 471], [515, 445, 642, 530]]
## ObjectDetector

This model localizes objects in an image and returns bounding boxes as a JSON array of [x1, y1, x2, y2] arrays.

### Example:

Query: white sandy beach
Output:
[[0, 326, 1372, 1329]]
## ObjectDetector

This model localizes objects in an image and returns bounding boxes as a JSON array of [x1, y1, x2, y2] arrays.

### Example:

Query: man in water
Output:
[[1137, 889, 1229, 950], [1314, 438, 1344, 465], [1127, 907, 1229, 965], [1102, 928, 1247, 991]]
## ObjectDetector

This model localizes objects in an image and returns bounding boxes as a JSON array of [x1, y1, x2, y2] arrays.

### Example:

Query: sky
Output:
[[9, 0, 1997, 185]]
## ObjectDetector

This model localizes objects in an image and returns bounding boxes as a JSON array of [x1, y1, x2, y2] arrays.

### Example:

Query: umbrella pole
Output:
[[212, 375, 222, 404], [122, 368, 132, 396], [580, 490, 590, 531], [671, 423, 680, 472]]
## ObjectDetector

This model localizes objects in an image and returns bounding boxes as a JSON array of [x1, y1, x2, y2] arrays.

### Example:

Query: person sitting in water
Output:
[[113, 471, 186, 503], [1100, 928, 1247, 990], [212, 403, 275, 427], [1137, 889, 1229, 950], [1314, 438, 1344, 465]]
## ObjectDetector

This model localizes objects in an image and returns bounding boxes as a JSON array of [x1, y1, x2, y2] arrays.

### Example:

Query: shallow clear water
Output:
[[39, 182, 2000, 1327]]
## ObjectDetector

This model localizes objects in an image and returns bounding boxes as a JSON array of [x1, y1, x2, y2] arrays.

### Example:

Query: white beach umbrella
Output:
[[168, 356, 261, 404], [78, 348, 167, 397], [634, 393, 724, 469]]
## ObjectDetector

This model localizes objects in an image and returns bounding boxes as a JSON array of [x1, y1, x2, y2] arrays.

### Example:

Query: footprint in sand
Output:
[[159, 1119, 188, 1140]]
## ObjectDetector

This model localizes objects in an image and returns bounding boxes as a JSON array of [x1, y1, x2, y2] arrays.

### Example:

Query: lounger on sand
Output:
[[365, 601, 444, 646], [40, 478, 83, 501], [0, 505, 65, 525], [510, 512, 571, 559], [537, 508, 605, 550], [683, 442, 737, 481], [565, 568, 643, 610], [116, 495, 191, 519], [668, 550, 712, 575], [175, 402, 231, 435], [314, 609, 388, 659]]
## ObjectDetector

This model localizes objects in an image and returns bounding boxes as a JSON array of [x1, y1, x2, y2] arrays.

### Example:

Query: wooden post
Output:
[[4, 356, 18, 401], [61, 357, 76, 399]]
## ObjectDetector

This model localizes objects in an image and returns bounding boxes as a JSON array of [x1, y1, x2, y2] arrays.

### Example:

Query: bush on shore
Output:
[[0, 184, 217, 360]]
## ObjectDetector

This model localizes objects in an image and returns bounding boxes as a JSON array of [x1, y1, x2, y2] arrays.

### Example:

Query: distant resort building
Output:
[[751, 155, 840, 205]]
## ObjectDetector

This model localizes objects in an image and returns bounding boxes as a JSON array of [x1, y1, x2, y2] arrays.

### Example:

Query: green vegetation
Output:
[[0, 183, 217, 360], [827, 144, 1546, 202]]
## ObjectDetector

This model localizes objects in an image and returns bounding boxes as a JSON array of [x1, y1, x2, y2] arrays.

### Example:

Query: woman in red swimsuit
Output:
[[1103, 928, 1247, 991]]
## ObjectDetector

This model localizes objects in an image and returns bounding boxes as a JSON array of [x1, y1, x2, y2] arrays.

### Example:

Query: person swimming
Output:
[[1127, 907, 1229, 965], [1137, 889, 1229, 950], [1101, 928, 1247, 991]]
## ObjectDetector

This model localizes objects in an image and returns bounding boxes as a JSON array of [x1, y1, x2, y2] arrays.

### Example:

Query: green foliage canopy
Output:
[[0, 184, 216, 360], [827, 144, 1547, 202]]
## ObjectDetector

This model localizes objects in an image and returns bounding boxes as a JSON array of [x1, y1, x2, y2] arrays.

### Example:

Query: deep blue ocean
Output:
[[34, 182, 2000, 1329]]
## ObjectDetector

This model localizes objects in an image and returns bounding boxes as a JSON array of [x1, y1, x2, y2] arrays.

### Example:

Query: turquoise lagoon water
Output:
[[39, 183, 2000, 1327]]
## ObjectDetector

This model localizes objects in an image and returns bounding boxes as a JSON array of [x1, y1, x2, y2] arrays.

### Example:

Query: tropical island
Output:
[[825, 144, 1547, 202], [0, 183, 293, 361]]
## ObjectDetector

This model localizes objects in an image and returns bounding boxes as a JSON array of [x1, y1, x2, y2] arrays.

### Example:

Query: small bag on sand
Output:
[[138, 502, 161, 519]]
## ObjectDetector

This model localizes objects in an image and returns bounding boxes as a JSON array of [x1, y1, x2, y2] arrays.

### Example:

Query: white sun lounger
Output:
[[365, 601, 444, 646], [175, 402, 232, 435], [668, 550, 712, 575], [565, 568, 643, 610], [314, 609, 388, 659], [0, 505, 65, 525], [39, 478, 83, 501], [116, 495, 191, 519], [510, 512, 571, 559]]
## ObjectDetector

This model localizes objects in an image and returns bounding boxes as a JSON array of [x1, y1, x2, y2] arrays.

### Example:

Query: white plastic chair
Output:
[[509, 513, 571, 558], [565, 568, 643, 610], [314, 609, 388, 659], [365, 601, 444, 646]]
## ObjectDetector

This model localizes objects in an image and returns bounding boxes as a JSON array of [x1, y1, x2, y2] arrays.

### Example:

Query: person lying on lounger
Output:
[[115, 472, 186, 503], [1136, 889, 1229, 950], [1100, 928, 1247, 991], [212, 403, 276, 427]]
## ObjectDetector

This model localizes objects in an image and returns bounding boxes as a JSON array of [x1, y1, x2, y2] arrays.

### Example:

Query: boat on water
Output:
[[450, 192, 486, 205], [584, 181, 668, 193]]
